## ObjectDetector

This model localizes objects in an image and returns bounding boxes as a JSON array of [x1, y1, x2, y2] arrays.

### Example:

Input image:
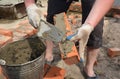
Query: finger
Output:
[[29, 19, 36, 28], [36, 18, 41, 29], [33, 21, 38, 29]]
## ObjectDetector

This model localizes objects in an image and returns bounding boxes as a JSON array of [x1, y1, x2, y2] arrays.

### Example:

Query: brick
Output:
[[0, 35, 12, 48], [106, 7, 120, 17], [68, 14, 77, 25], [44, 64, 51, 77], [108, 48, 120, 57], [44, 66, 66, 79], [15, 20, 37, 37], [113, 13, 120, 18], [0, 66, 2, 74], [12, 31, 28, 41], [63, 56, 80, 65], [69, 2, 82, 13], [61, 45, 80, 65], [0, 28, 13, 37]]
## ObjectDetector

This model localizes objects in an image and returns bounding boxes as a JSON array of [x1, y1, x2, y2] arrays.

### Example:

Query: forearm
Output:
[[85, 0, 114, 27], [24, 0, 35, 7]]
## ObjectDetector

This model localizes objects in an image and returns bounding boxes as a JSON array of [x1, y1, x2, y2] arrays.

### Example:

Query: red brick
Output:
[[69, 2, 82, 13], [113, 13, 120, 18], [0, 35, 12, 48], [44, 64, 51, 77], [63, 56, 80, 65], [68, 14, 77, 25], [0, 28, 13, 37], [12, 31, 28, 41], [15, 20, 37, 37], [63, 13, 80, 60], [108, 48, 120, 57], [106, 7, 120, 17], [44, 66, 65, 79]]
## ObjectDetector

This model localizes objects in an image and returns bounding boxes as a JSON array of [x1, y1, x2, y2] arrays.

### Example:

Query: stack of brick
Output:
[[54, 13, 80, 65], [0, 20, 37, 48]]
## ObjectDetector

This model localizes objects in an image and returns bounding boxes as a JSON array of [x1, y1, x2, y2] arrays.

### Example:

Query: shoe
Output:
[[83, 70, 99, 79]]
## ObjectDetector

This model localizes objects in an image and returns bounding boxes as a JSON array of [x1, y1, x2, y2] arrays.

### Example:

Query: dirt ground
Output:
[[94, 18, 120, 79]]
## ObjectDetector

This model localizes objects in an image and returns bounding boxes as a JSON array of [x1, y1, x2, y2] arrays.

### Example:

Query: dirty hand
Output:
[[26, 4, 42, 29], [67, 24, 94, 62]]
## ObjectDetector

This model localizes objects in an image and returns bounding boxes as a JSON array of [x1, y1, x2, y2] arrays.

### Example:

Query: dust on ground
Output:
[[0, 37, 46, 65]]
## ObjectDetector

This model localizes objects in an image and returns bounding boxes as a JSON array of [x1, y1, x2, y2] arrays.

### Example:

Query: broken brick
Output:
[[0, 35, 12, 48], [0, 28, 13, 37], [108, 48, 120, 58], [44, 66, 65, 79]]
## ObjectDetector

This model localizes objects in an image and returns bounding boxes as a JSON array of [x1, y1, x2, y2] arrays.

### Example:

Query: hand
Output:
[[67, 24, 94, 62], [26, 4, 42, 29]]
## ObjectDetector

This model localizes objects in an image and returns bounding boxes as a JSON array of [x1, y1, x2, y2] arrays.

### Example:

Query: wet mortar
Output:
[[0, 37, 46, 65]]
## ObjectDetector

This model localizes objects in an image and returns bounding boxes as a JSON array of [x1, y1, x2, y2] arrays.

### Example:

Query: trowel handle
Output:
[[66, 32, 78, 40]]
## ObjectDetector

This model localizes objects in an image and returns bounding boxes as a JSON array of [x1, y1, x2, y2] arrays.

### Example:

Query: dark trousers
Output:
[[46, 0, 104, 48]]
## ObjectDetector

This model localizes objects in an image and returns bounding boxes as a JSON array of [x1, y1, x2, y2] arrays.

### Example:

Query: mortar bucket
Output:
[[0, 37, 46, 79]]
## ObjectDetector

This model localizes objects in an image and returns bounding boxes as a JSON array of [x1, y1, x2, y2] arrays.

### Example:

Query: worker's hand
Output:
[[26, 4, 42, 29], [67, 24, 94, 63], [67, 24, 94, 41]]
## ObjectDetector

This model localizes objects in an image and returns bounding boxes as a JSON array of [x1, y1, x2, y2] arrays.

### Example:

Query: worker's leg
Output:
[[81, 0, 104, 77], [45, 0, 73, 61]]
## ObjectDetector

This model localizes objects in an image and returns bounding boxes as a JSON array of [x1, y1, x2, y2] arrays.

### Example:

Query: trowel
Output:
[[36, 19, 65, 43]]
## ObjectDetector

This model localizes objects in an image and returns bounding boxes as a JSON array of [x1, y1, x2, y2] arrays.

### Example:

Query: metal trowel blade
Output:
[[36, 19, 64, 43]]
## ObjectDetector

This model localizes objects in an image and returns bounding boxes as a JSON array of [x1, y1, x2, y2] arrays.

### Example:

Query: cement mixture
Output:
[[0, 37, 46, 65]]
